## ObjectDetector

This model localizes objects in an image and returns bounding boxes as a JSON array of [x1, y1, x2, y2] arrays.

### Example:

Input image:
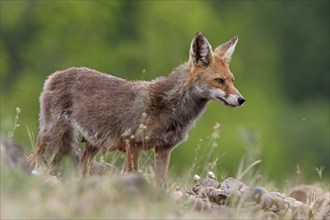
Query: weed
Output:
[[7, 107, 21, 138], [2, 121, 329, 219], [315, 166, 326, 179]]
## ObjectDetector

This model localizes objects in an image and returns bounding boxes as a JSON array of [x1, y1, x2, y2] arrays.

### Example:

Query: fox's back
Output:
[[40, 67, 148, 145]]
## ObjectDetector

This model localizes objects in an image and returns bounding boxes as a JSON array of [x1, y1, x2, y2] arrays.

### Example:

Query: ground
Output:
[[1, 138, 329, 219]]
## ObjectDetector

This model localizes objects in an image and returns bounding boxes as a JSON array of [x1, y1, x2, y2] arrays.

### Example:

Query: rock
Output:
[[1, 138, 29, 173], [250, 187, 272, 209], [88, 160, 119, 175], [220, 177, 247, 191], [290, 185, 324, 203], [192, 178, 220, 195], [257, 211, 280, 220], [290, 185, 330, 219], [312, 192, 330, 220], [292, 204, 311, 220], [113, 173, 149, 195], [200, 178, 221, 188], [183, 176, 323, 220]]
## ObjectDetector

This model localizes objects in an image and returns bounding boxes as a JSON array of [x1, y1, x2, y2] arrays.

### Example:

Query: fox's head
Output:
[[188, 32, 245, 107]]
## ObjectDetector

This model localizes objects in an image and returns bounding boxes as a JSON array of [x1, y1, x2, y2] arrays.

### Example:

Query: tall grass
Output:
[[1, 113, 329, 219]]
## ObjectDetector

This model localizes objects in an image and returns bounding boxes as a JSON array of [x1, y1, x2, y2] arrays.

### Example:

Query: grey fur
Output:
[[41, 64, 207, 150], [30, 32, 244, 185]]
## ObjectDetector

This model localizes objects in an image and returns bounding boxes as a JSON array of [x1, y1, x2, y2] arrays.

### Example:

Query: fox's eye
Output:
[[215, 78, 225, 84]]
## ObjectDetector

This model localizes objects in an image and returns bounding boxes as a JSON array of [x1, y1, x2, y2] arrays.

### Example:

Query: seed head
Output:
[[194, 174, 201, 181], [208, 171, 216, 179]]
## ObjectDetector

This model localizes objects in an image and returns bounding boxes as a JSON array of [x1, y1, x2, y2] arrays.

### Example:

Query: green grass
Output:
[[1, 155, 327, 219], [1, 114, 329, 219], [1, 143, 329, 219]]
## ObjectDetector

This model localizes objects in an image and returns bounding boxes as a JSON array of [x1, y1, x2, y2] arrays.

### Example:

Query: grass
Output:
[[1, 113, 329, 219], [1, 147, 330, 219], [2, 154, 329, 219]]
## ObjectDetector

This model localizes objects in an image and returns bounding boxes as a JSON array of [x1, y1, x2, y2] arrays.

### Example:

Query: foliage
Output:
[[1, 0, 329, 183], [1, 152, 329, 219]]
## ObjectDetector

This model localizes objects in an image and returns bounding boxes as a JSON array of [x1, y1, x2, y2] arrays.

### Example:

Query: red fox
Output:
[[29, 32, 245, 185]]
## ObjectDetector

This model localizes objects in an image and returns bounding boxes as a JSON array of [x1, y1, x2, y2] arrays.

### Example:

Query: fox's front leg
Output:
[[125, 144, 142, 172], [155, 147, 172, 187]]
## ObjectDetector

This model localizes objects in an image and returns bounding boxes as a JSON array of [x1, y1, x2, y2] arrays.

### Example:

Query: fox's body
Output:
[[30, 32, 245, 185], [44, 64, 206, 150]]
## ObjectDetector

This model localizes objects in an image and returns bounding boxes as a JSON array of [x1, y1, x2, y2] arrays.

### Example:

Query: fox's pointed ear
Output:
[[189, 32, 213, 67], [214, 36, 238, 62]]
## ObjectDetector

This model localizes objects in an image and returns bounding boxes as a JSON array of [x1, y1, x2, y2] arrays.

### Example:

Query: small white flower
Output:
[[139, 124, 147, 130], [193, 174, 201, 181], [208, 171, 216, 179], [213, 122, 220, 129], [32, 169, 39, 176], [130, 135, 135, 139]]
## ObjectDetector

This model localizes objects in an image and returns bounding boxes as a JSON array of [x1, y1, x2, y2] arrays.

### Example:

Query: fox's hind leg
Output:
[[79, 141, 100, 177], [30, 122, 76, 176], [27, 134, 50, 172]]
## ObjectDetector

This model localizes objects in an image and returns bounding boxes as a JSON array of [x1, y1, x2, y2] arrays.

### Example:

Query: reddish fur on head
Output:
[[188, 33, 244, 107]]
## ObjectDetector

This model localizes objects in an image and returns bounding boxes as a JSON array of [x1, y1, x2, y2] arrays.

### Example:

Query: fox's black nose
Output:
[[238, 97, 245, 105]]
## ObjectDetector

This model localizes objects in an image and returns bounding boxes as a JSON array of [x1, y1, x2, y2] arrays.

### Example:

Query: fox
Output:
[[28, 32, 245, 185]]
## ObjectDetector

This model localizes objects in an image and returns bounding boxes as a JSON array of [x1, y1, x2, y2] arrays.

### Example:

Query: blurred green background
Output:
[[1, 1, 329, 184]]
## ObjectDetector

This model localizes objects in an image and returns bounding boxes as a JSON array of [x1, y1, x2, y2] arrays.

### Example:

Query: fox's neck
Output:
[[149, 62, 209, 122]]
